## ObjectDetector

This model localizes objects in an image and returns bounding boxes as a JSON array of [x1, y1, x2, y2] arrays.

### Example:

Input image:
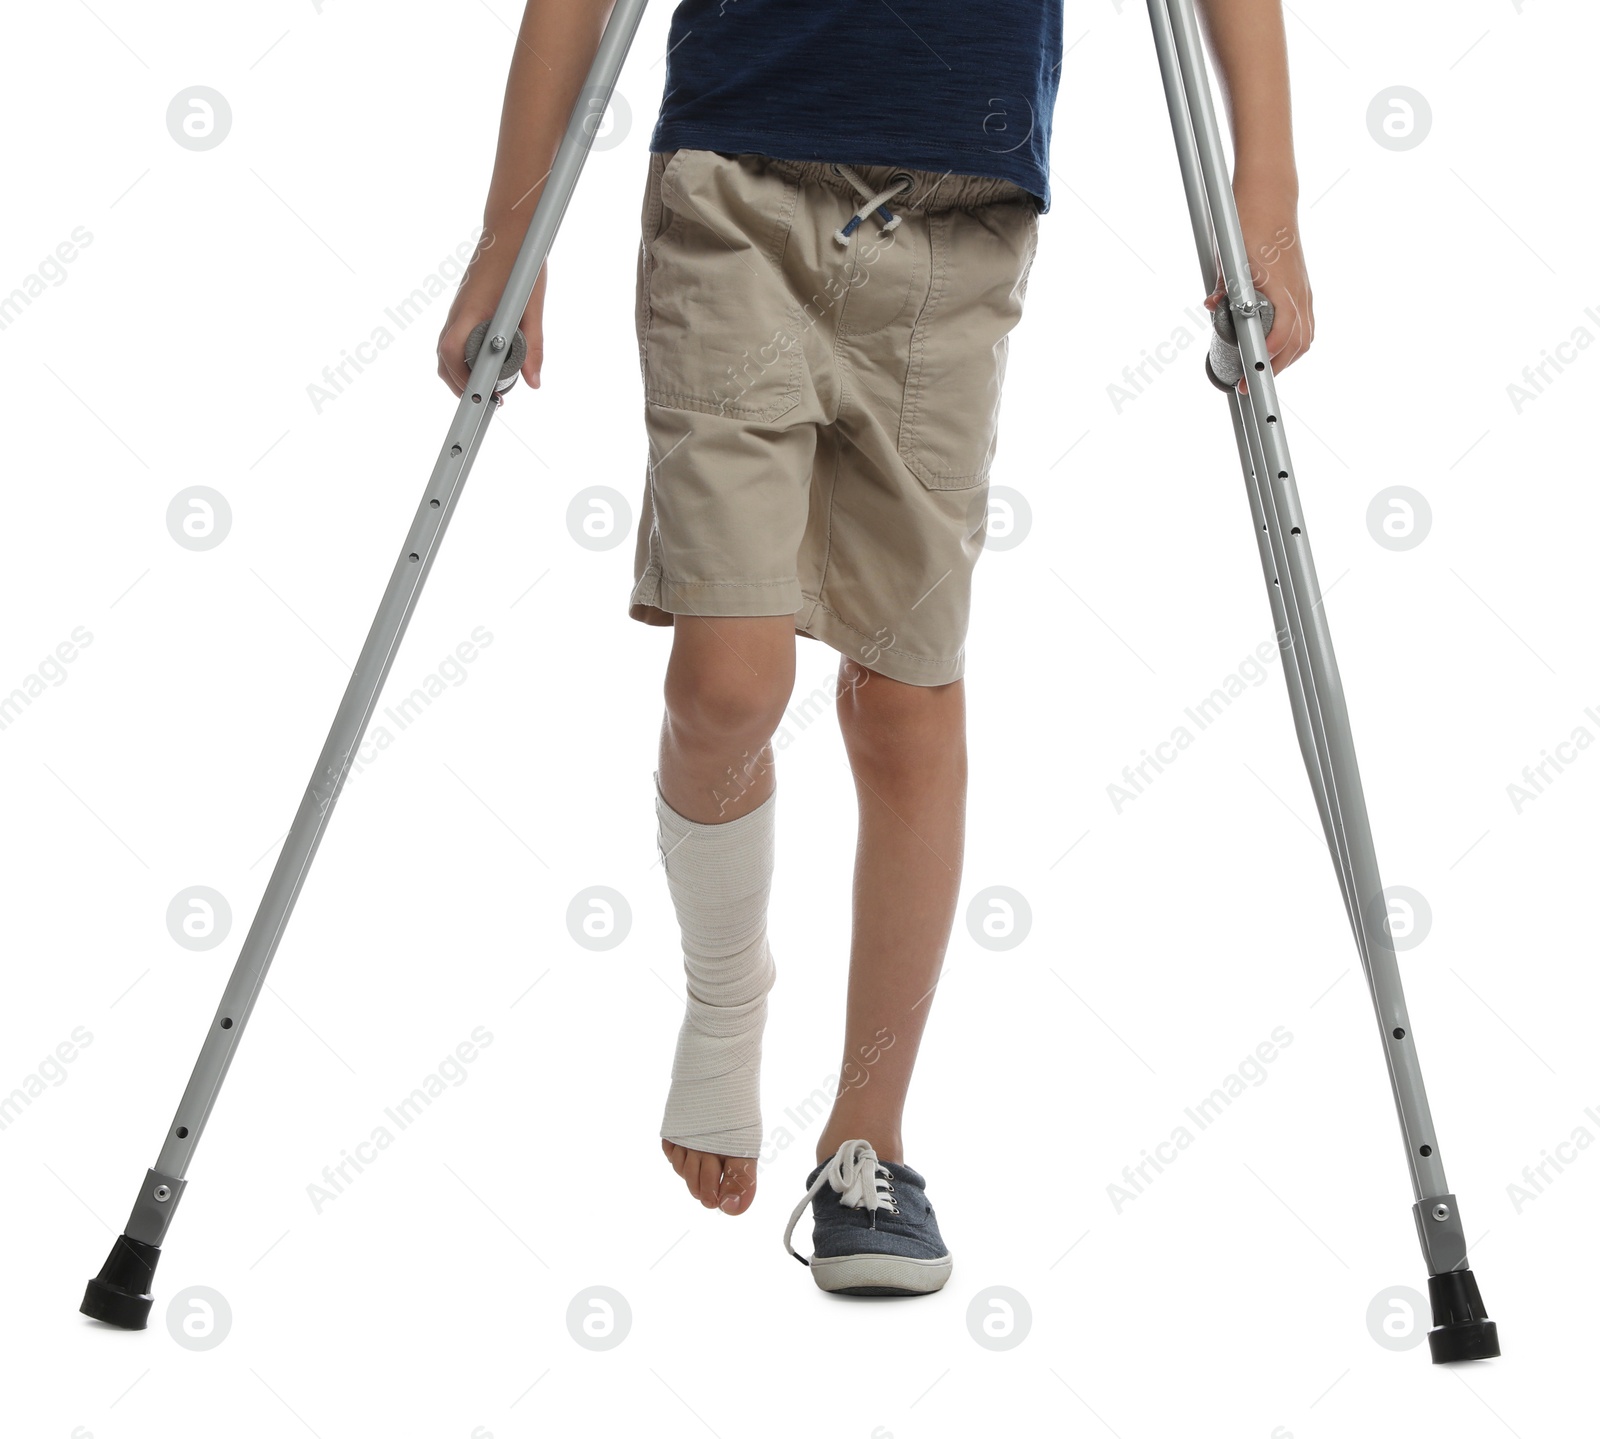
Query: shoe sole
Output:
[[808, 1252, 952, 1296]]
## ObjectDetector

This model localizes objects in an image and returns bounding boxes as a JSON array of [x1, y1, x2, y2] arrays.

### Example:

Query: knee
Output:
[[837, 671, 963, 765], [665, 659, 789, 747]]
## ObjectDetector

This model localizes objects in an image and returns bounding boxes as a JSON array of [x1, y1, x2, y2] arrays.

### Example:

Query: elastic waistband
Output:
[[721, 152, 1033, 213]]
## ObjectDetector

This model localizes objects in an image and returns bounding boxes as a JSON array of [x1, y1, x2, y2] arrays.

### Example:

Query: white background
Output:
[[2, 1, 1594, 1435]]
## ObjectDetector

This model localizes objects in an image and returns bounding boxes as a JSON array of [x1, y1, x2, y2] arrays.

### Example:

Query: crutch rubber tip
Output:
[[79, 1233, 161, 1330], [1425, 1269, 1500, 1363]]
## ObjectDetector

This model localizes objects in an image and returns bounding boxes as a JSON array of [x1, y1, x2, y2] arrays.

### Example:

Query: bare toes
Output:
[[663, 1142, 760, 1213], [698, 1153, 727, 1208], [719, 1158, 758, 1215]]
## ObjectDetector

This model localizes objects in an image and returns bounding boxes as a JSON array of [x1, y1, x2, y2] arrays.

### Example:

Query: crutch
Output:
[[77, 0, 654, 1330], [1145, 0, 1498, 1363]]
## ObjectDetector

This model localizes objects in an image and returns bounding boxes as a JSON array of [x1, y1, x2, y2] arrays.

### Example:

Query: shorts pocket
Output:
[[641, 149, 803, 424], [897, 204, 1037, 490], [635, 151, 679, 376]]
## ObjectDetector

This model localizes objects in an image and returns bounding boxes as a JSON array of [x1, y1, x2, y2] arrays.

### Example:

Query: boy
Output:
[[438, 0, 1313, 1295]]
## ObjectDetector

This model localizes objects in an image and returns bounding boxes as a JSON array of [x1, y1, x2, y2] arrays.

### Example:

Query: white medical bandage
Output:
[[655, 772, 778, 1159]]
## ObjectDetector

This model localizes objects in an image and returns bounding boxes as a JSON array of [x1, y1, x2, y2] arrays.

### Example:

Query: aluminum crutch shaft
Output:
[[78, 0, 653, 1331], [1144, 0, 1499, 1364]]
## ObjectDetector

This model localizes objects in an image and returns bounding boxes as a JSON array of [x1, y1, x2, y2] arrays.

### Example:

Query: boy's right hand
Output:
[[436, 247, 547, 399]]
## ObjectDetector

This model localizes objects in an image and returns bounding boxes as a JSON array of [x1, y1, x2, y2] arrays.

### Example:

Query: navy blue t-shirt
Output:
[[648, 1, 1063, 213]]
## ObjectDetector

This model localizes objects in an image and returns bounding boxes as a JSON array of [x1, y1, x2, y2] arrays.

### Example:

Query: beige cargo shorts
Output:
[[628, 147, 1039, 686]]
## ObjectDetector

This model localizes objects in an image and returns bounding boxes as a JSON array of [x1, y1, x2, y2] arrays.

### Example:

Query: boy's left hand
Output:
[[1203, 181, 1314, 396]]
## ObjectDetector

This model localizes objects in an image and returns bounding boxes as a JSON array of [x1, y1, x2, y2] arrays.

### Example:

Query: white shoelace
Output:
[[829, 163, 914, 246], [783, 1137, 900, 1265]]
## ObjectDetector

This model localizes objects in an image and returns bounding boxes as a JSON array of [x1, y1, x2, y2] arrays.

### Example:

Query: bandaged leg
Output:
[[655, 772, 777, 1159]]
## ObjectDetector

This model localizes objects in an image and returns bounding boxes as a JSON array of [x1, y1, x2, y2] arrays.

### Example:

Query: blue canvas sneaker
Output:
[[782, 1138, 953, 1295]]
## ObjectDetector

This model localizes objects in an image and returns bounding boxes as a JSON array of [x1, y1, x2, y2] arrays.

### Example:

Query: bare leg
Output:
[[813, 657, 967, 1165], [657, 614, 796, 1214]]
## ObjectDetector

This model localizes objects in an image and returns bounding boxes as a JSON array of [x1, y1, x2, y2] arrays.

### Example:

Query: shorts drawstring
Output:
[[829, 163, 914, 246]]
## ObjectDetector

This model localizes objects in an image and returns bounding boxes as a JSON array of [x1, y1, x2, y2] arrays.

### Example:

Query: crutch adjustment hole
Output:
[[409, 553, 420, 562], [1277, 470, 1288, 479], [430, 499, 440, 508], [1291, 526, 1301, 535], [1419, 1144, 1433, 1157], [1254, 361, 1265, 371], [220, 1017, 234, 1030], [1266, 415, 1277, 424], [471, 393, 482, 404], [1393, 1026, 1405, 1038], [450, 444, 462, 457], [176, 1126, 189, 1138]]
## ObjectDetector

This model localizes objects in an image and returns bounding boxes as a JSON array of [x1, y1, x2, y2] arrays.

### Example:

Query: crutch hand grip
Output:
[[1205, 295, 1274, 392], [464, 321, 529, 397]]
